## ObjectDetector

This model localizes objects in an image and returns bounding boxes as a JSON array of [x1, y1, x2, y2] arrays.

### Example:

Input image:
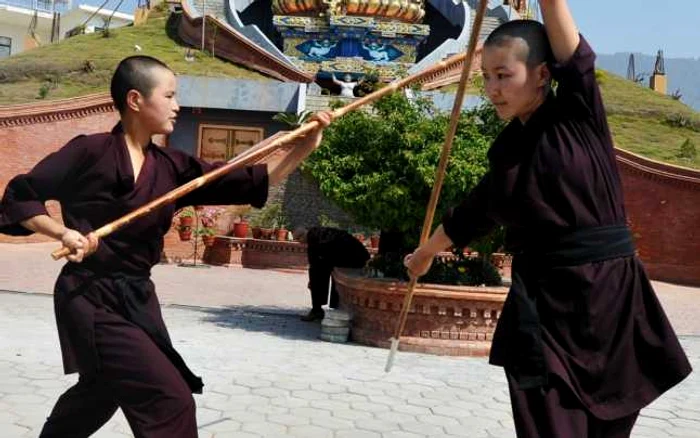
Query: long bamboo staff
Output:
[[384, 0, 490, 372], [50, 46, 473, 260]]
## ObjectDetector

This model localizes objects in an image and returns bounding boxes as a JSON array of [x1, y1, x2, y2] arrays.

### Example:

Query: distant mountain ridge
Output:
[[596, 53, 700, 112]]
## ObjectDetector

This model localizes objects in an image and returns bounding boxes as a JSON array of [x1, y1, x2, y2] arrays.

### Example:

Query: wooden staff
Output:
[[384, 0, 490, 372], [51, 45, 473, 260]]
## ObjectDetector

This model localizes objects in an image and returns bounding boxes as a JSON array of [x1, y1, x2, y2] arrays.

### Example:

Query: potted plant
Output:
[[273, 209, 290, 241], [177, 207, 195, 228], [199, 207, 222, 229], [197, 227, 217, 247], [251, 203, 282, 240], [232, 214, 249, 238], [369, 234, 380, 249], [178, 225, 193, 241], [300, 94, 511, 356]]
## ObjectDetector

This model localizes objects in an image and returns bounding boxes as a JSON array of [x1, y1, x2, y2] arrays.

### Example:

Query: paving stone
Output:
[[391, 404, 432, 416], [335, 430, 381, 438], [3, 394, 47, 404], [356, 418, 402, 433], [331, 408, 374, 421], [289, 407, 333, 419], [310, 383, 348, 394], [241, 421, 287, 437], [268, 413, 311, 427], [351, 402, 392, 413], [310, 416, 354, 430], [201, 418, 242, 433], [212, 432, 260, 438], [252, 387, 291, 399], [669, 418, 700, 430], [309, 399, 351, 412], [380, 431, 424, 438], [292, 390, 331, 401], [330, 393, 368, 403], [269, 396, 310, 409], [0, 424, 30, 437], [273, 380, 310, 391]]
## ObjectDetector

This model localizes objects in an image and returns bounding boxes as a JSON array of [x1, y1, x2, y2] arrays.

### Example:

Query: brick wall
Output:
[[0, 105, 120, 243], [616, 149, 700, 286]]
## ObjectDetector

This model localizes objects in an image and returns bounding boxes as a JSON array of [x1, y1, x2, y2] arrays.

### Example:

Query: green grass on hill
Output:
[[0, 11, 269, 104], [597, 70, 700, 169]]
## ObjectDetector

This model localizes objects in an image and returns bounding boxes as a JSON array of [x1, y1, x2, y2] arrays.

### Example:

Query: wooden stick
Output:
[[50, 46, 473, 260], [385, 0, 490, 372]]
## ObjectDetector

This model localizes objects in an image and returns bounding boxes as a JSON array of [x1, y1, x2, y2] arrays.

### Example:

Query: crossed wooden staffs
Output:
[[51, 0, 490, 372]]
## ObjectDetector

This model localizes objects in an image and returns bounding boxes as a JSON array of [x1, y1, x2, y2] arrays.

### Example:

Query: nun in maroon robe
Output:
[[439, 36, 692, 435], [0, 123, 268, 437]]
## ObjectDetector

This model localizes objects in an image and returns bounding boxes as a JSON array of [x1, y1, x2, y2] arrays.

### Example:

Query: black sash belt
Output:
[[112, 275, 204, 394], [64, 266, 204, 394], [489, 225, 636, 389]]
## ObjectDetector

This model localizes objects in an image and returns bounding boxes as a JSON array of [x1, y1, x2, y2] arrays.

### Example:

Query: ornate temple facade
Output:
[[271, 0, 430, 80]]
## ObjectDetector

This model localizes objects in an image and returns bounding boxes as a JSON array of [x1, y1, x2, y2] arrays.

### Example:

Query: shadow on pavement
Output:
[[195, 305, 323, 341]]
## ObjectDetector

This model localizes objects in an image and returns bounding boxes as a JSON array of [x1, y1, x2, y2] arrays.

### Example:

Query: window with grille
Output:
[[197, 124, 264, 163], [0, 37, 11, 58]]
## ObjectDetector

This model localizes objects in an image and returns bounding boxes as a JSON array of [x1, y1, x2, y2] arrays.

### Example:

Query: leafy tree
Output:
[[303, 92, 504, 252]]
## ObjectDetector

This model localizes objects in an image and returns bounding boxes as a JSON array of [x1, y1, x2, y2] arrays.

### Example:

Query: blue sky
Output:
[[540, 1, 698, 59], [86, 0, 699, 59]]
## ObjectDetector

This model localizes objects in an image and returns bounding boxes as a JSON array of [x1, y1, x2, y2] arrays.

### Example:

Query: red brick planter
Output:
[[333, 268, 508, 356], [203, 237, 308, 271]]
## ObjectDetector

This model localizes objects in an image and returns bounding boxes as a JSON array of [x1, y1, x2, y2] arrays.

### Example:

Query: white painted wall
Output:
[[0, 3, 132, 56]]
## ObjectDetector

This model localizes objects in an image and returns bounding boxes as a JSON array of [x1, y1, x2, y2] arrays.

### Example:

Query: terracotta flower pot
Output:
[[179, 216, 194, 228], [178, 228, 192, 241], [276, 228, 288, 241], [491, 253, 506, 269], [251, 226, 262, 239], [201, 235, 216, 247], [260, 228, 274, 240], [370, 235, 379, 249], [233, 222, 249, 238]]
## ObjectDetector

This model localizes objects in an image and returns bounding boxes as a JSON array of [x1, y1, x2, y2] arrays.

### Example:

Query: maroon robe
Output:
[[442, 36, 691, 420], [0, 123, 268, 381]]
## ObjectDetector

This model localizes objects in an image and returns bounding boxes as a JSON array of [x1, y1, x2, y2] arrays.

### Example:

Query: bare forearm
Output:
[[267, 112, 330, 185], [419, 225, 454, 256], [20, 214, 67, 240], [538, 0, 580, 63], [266, 142, 316, 186]]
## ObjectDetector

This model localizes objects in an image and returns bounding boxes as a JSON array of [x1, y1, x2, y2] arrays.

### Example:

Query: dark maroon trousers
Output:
[[507, 373, 639, 438], [39, 295, 197, 438]]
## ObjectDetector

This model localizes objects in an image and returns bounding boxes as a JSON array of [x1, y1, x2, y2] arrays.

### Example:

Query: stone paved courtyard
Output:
[[0, 243, 698, 437]]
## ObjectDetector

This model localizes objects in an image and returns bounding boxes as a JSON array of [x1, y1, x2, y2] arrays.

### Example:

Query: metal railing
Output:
[[0, 0, 72, 13]]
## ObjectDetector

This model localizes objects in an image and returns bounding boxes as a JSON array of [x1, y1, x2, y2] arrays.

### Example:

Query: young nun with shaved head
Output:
[[405, 1, 691, 437], [0, 56, 331, 437]]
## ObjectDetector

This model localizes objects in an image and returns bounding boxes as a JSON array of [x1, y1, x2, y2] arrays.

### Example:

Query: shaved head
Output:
[[485, 20, 553, 68], [110, 55, 172, 114]]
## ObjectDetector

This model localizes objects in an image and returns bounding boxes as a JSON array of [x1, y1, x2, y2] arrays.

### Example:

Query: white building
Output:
[[0, 0, 134, 57]]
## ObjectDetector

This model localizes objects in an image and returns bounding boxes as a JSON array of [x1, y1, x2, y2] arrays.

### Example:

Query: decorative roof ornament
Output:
[[654, 49, 665, 76]]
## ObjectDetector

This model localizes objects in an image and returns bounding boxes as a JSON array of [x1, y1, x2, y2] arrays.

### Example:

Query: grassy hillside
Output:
[[441, 70, 700, 169], [598, 70, 700, 169], [0, 10, 269, 104]]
